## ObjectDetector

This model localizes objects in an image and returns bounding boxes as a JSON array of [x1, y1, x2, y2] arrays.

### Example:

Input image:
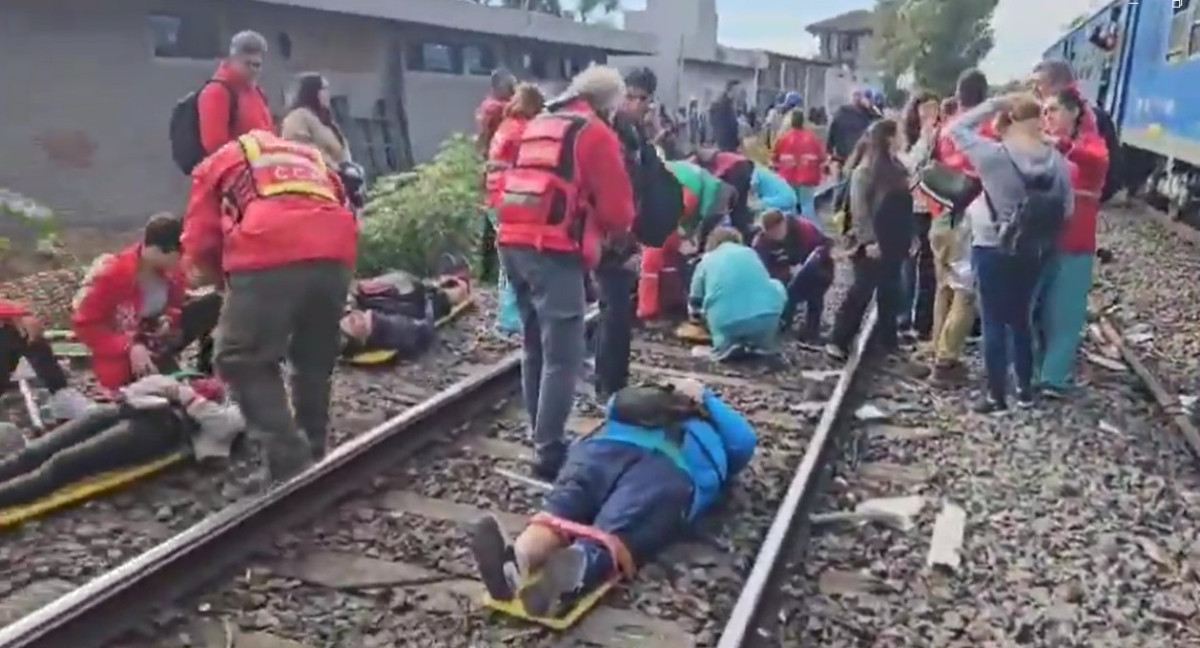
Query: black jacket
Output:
[[826, 104, 879, 161], [611, 113, 684, 255]]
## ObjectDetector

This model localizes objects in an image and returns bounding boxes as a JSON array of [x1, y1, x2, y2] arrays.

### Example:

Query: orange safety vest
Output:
[[230, 133, 339, 212], [497, 113, 590, 246]]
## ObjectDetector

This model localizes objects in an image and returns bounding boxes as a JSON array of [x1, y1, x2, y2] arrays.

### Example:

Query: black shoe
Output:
[[532, 446, 566, 482], [973, 397, 1007, 414], [1016, 389, 1035, 409], [470, 515, 518, 602]]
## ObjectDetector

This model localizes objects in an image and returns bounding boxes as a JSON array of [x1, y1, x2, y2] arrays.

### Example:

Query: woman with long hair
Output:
[[281, 73, 350, 166], [1035, 88, 1109, 397], [897, 92, 940, 340], [827, 119, 914, 360], [485, 83, 546, 336], [947, 93, 1073, 412]]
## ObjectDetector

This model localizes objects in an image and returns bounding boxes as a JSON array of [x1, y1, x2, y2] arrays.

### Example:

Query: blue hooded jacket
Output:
[[593, 389, 758, 519], [752, 165, 799, 213]]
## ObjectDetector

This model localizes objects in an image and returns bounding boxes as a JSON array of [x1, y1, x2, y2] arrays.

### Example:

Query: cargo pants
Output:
[[215, 261, 351, 482]]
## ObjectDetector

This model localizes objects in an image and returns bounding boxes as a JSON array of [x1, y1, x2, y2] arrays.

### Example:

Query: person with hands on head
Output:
[[468, 376, 757, 618], [72, 213, 221, 393], [183, 128, 358, 485]]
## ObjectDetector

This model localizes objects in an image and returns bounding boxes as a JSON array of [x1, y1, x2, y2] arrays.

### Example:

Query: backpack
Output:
[[170, 80, 237, 175], [634, 151, 685, 247], [985, 153, 1067, 261], [1091, 104, 1121, 202]]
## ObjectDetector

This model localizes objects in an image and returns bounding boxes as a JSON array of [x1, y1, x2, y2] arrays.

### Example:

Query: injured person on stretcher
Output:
[[338, 271, 471, 360], [471, 377, 756, 618], [0, 374, 244, 511]]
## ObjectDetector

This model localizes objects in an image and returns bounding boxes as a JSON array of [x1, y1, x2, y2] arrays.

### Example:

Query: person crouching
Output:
[[689, 227, 786, 360], [469, 378, 756, 617], [752, 209, 833, 342], [72, 213, 221, 392]]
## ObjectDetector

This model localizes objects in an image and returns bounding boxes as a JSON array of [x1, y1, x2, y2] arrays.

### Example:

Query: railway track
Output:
[[0, 287, 882, 648]]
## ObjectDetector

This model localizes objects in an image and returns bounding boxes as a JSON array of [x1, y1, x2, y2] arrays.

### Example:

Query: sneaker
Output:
[[470, 515, 518, 602], [47, 388, 93, 421], [519, 544, 586, 617], [1016, 389, 1035, 409], [824, 343, 848, 361], [973, 397, 1007, 415], [1039, 385, 1069, 401]]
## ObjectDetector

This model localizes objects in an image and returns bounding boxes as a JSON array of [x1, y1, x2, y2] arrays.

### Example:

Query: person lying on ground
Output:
[[338, 272, 471, 360], [0, 374, 243, 511], [0, 300, 92, 421], [470, 377, 756, 617], [751, 209, 833, 342], [636, 159, 734, 321], [689, 227, 786, 360], [749, 163, 798, 216], [71, 213, 221, 392]]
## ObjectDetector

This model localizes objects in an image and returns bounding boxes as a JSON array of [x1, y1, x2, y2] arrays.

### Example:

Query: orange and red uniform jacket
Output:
[[495, 99, 635, 269], [1053, 131, 1109, 254], [926, 118, 999, 219], [485, 115, 531, 207], [476, 95, 507, 148], [182, 130, 358, 276], [772, 128, 826, 187], [71, 244, 187, 390], [198, 61, 276, 156], [0, 300, 29, 320]]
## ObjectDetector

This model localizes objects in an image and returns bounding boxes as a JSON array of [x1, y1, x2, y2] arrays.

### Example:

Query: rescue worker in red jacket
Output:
[[772, 109, 827, 222], [1, 301, 92, 421], [476, 68, 517, 153], [72, 214, 222, 392], [1034, 88, 1109, 396], [495, 65, 636, 480], [689, 148, 755, 242], [183, 130, 358, 484], [198, 31, 276, 156]]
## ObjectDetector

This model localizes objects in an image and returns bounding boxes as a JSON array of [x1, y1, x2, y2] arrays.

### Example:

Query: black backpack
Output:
[[986, 155, 1067, 261], [1092, 104, 1121, 202], [170, 80, 237, 175], [635, 153, 685, 247]]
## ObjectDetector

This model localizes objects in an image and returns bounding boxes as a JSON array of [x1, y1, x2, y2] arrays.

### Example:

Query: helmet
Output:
[[783, 92, 803, 110], [337, 161, 367, 210]]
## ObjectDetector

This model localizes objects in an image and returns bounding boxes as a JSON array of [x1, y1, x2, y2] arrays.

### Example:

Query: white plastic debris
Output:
[[854, 403, 889, 422]]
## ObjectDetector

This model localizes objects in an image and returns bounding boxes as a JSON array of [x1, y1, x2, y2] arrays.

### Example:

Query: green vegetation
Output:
[[874, 0, 1000, 96], [0, 189, 58, 255], [357, 134, 486, 278]]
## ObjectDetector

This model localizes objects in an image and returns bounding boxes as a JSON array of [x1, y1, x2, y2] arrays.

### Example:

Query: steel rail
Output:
[[0, 348, 529, 648], [716, 302, 878, 648]]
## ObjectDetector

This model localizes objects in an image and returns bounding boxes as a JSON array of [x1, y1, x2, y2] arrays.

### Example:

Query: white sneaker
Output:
[[48, 388, 94, 421]]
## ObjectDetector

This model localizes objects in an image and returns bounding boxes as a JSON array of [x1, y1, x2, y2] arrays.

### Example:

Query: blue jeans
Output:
[[972, 246, 1044, 403], [795, 185, 817, 225], [544, 440, 693, 592], [710, 313, 782, 356], [593, 263, 636, 396], [1034, 253, 1094, 389], [500, 247, 587, 456], [780, 258, 832, 338]]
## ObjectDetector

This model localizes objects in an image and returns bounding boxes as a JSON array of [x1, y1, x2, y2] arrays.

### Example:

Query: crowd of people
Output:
[[0, 27, 1115, 621]]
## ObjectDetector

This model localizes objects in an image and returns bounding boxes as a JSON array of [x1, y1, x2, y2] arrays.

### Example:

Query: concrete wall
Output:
[[0, 0, 634, 229]]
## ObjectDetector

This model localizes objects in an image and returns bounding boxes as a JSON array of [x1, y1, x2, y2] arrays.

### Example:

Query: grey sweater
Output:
[[947, 99, 1074, 248]]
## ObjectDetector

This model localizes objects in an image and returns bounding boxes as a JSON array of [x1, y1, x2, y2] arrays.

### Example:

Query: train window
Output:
[[1175, 0, 1191, 14], [1167, 3, 1195, 61], [1190, 23, 1200, 57]]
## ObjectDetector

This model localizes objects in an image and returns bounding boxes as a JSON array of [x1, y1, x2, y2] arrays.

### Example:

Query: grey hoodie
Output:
[[947, 98, 1074, 248]]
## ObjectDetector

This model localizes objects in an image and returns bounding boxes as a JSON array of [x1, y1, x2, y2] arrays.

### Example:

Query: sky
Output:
[[571, 0, 1112, 83]]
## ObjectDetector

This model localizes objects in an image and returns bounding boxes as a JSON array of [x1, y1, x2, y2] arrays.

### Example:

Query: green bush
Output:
[[0, 188, 58, 255], [357, 134, 485, 277]]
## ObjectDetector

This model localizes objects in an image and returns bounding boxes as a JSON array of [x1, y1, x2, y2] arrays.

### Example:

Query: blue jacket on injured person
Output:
[[468, 379, 757, 618]]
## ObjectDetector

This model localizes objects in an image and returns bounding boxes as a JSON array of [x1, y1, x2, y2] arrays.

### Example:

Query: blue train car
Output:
[[1042, 0, 1135, 120]]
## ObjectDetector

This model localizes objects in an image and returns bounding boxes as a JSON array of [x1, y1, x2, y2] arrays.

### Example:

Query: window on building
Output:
[[406, 41, 461, 73], [463, 44, 496, 76], [841, 36, 857, 53], [147, 13, 222, 59], [522, 50, 549, 79]]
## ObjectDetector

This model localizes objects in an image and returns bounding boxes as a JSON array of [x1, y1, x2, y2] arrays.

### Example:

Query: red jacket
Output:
[[1055, 131, 1109, 254], [183, 130, 358, 275], [71, 245, 187, 389], [0, 300, 29, 320], [198, 61, 276, 155], [772, 128, 826, 186], [485, 116, 530, 207], [476, 95, 507, 148], [927, 118, 998, 219], [496, 99, 635, 269]]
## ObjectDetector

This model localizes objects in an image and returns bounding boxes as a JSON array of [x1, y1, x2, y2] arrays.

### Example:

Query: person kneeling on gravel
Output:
[[0, 374, 243, 511], [0, 299, 93, 422], [338, 272, 471, 359], [689, 227, 786, 360], [470, 377, 757, 617]]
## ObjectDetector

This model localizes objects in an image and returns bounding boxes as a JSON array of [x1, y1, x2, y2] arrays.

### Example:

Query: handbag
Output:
[[914, 130, 982, 214]]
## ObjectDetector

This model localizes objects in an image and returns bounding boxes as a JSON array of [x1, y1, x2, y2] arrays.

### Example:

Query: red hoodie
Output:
[[772, 128, 826, 186], [197, 61, 276, 155]]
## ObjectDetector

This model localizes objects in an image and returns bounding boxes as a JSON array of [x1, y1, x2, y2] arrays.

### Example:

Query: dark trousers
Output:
[[480, 215, 499, 284], [831, 253, 902, 352], [0, 404, 186, 509], [780, 262, 832, 338], [215, 262, 351, 481], [0, 324, 69, 393], [593, 263, 636, 397], [544, 440, 693, 592], [899, 212, 936, 338], [724, 162, 755, 242], [153, 292, 222, 376], [973, 246, 1044, 402]]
